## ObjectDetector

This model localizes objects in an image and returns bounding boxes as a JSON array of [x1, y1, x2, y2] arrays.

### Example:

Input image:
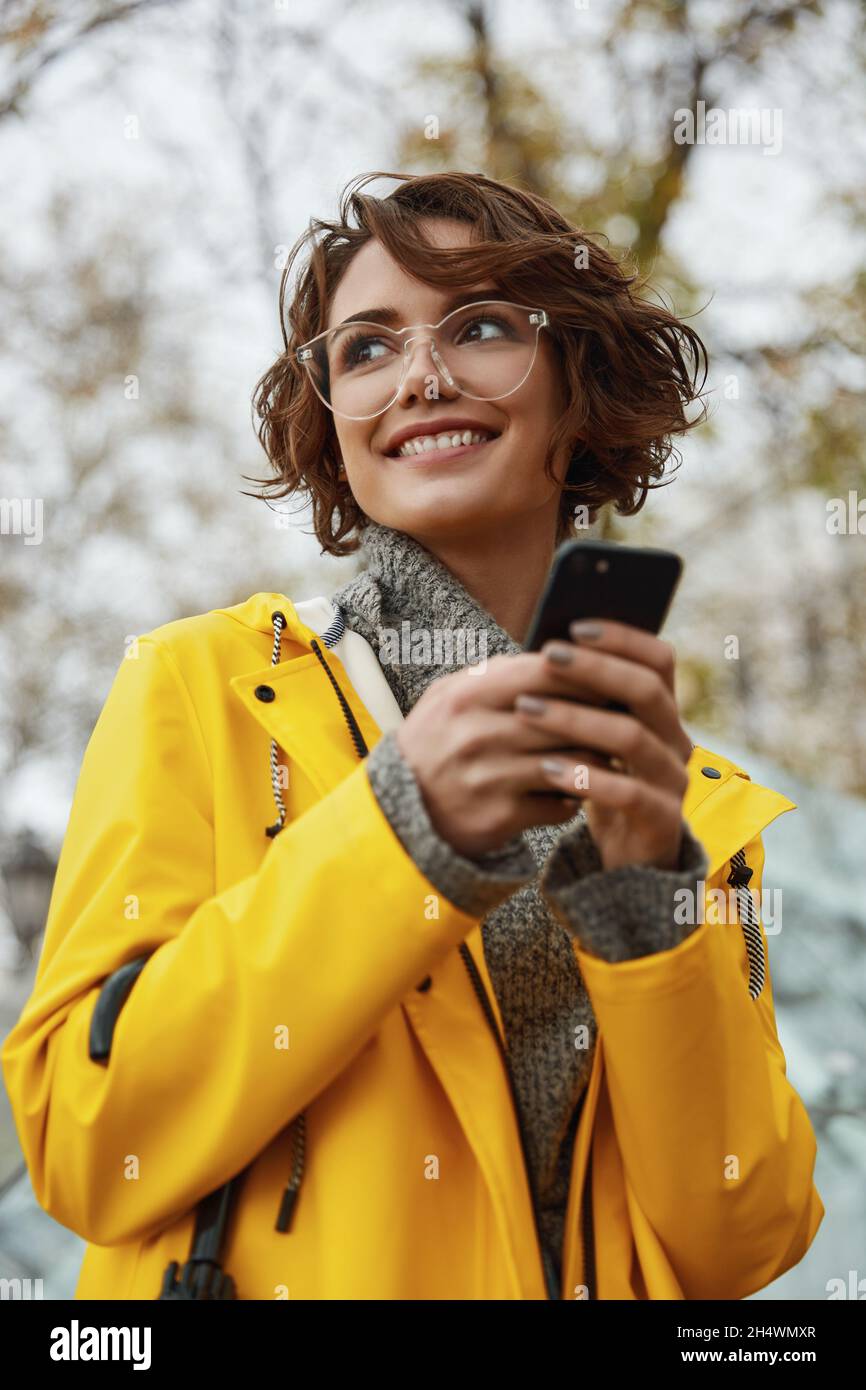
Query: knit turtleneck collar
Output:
[[330, 517, 585, 856], [330, 520, 524, 711]]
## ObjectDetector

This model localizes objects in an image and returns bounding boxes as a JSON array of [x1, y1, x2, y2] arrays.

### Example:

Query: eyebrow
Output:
[[334, 288, 504, 331]]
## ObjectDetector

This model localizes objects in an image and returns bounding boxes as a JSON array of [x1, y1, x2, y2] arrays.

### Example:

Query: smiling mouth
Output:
[[386, 429, 500, 461]]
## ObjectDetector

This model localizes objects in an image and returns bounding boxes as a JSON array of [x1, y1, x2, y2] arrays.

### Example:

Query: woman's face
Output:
[[325, 217, 571, 547]]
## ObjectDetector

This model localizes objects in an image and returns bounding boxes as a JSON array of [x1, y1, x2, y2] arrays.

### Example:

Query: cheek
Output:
[[496, 388, 568, 500], [538, 350, 567, 423], [334, 419, 367, 460], [514, 349, 569, 471], [505, 380, 561, 465], [512, 346, 563, 431]]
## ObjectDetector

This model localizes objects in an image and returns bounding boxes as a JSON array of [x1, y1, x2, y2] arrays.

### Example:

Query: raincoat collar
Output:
[[216, 592, 327, 642], [221, 590, 797, 880]]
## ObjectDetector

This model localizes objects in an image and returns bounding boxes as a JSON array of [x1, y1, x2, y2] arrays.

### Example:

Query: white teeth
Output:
[[396, 429, 494, 457]]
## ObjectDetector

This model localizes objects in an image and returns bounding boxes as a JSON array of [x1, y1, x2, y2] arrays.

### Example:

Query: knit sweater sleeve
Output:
[[363, 728, 536, 918], [538, 814, 711, 962], [365, 728, 710, 960]]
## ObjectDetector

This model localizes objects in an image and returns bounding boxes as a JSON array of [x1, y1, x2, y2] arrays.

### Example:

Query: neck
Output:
[[417, 517, 558, 645]]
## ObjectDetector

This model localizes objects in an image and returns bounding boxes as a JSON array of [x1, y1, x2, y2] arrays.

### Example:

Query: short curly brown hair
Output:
[[247, 170, 708, 556]]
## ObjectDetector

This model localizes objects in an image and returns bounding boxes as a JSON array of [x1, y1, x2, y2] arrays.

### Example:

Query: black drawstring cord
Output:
[[275, 1111, 306, 1234], [727, 848, 766, 1000], [309, 638, 369, 760]]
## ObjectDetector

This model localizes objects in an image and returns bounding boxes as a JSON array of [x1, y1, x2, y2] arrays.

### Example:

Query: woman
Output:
[[2, 170, 823, 1300]]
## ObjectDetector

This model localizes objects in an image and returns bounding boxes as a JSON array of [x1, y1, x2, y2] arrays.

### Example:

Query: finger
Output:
[[565, 619, 678, 696], [456, 708, 622, 772], [517, 792, 585, 824], [458, 752, 593, 829], [536, 642, 691, 761], [535, 756, 681, 821], [514, 697, 689, 797], [450, 651, 608, 712]]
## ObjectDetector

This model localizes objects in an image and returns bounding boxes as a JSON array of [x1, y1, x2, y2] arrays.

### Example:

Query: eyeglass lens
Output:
[[304, 302, 543, 419]]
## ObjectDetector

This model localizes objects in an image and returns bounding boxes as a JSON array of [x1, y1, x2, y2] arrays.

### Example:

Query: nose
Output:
[[394, 334, 461, 407]]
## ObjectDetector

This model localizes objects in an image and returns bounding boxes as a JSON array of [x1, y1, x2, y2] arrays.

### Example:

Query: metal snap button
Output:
[[255, 684, 276, 702], [701, 766, 722, 778]]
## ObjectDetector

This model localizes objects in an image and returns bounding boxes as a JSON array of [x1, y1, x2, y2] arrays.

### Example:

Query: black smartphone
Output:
[[524, 538, 683, 653], [522, 538, 683, 799]]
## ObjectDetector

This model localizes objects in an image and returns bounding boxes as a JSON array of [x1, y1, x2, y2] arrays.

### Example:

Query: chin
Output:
[[391, 500, 513, 545]]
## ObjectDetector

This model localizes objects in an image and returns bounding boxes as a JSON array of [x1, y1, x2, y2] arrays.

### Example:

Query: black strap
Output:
[[189, 1178, 239, 1264], [88, 956, 149, 1062], [88, 954, 243, 1297], [157, 1174, 244, 1300]]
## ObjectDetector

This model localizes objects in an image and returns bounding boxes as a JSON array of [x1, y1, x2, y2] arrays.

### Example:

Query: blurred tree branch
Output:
[[0, 0, 183, 120]]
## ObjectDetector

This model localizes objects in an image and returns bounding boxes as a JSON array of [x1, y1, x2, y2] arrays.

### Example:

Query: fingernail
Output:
[[516, 694, 546, 715], [541, 757, 567, 777], [569, 621, 603, 641], [543, 642, 573, 666]]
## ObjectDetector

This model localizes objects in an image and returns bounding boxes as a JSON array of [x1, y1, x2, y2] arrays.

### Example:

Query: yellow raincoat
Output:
[[1, 592, 824, 1299]]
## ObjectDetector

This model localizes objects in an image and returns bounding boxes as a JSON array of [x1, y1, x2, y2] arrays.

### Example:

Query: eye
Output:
[[457, 314, 515, 345], [335, 329, 394, 371]]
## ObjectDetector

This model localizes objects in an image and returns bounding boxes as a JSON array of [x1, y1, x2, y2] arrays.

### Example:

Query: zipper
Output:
[[580, 1141, 596, 1300], [312, 631, 596, 1300], [459, 941, 566, 1301]]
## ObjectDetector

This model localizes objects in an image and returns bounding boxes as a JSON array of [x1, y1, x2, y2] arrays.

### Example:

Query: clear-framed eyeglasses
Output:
[[295, 299, 551, 421]]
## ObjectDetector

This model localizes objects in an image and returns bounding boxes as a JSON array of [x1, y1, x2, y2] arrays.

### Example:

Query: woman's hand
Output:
[[394, 620, 693, 865], [515, 620, 694, 871]]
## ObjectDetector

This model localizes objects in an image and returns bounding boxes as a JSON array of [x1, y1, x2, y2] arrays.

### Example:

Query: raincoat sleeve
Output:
[[557, 829, 824, 1298], [0, 635, 482, 1248]]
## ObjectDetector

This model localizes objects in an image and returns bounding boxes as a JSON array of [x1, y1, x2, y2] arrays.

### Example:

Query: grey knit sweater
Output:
[[330, 520, 709, 1289]]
